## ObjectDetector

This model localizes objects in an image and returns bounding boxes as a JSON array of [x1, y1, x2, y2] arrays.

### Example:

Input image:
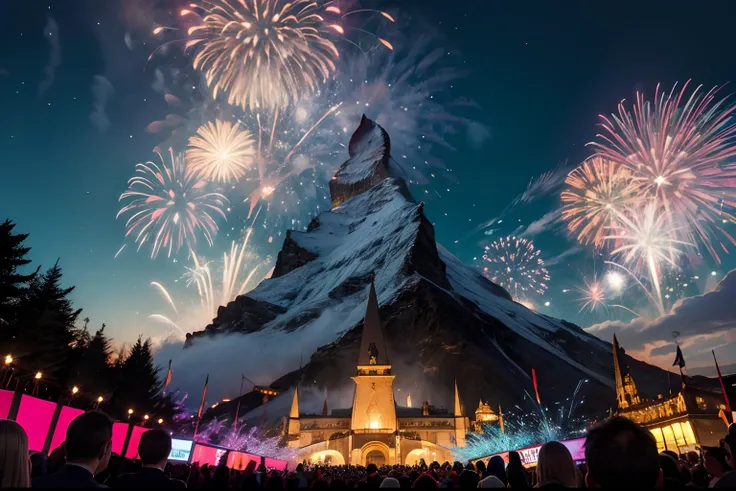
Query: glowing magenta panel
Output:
[[49, 406, 84, 453], [0, 389, 14, 419], [227, 451, 258, 471], [265, 457, 287, 471], [125, 426, 147, 459], [563, 437, 586, 461], [191, 444, 221, 466], [112, 422, 129, 455], [17, 395, 56, 451]]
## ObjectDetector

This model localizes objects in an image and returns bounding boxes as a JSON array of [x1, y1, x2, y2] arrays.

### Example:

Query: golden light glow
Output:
[[187, 120, 256, 183], [144, 414, 150, 420], [34, 371, 42, 380], [97, 396, 104, 403], [128, 408, 134, 415], [261, 186, 276, 198], [4, 354, 12, 365], [157, 418, 164, 424], [71, 386, 79, 395]]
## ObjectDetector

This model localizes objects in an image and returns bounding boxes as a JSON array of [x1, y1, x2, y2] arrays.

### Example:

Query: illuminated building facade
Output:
[[284, 280, 469, 466], [612, 335, 728, 453]]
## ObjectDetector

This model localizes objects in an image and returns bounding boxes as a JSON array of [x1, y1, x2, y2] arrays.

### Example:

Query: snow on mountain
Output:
[[173, 116, 687, 417]]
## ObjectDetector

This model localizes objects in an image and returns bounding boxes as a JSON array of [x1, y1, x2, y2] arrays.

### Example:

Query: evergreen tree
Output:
[[72, 324, 113, 404], [112, 336, 161, 418], [14, 261, 82, 395], [0, 220, 36, 329]]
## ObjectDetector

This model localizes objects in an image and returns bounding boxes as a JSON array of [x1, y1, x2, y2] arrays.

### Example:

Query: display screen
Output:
[[169, 438, 194, 462]]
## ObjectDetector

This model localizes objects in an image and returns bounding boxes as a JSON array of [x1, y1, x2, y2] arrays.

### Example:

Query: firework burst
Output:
[[481, 236, 549, 299], [577, 278, 607, 313], [605, 203, 692, 315], [561, 157, 639, 248], [117, 148, 228, 259], [150, 230, 266, 336], [590, 81, 736, 262], [181, 0, 341, 111], [187, 120, 256, 183]]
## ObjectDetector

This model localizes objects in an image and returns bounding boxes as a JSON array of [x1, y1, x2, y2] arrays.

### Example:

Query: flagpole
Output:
[[233, 375, 245, 430], [194, 374, 209, 440], [713, 350, 732, 413]]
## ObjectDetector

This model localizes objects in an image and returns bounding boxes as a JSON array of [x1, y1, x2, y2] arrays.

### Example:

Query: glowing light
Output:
[[591, 81, 736, 263], [71, 386, 79, 395], [182, 0, 340, 110], [128, 408, 134, 415], [158, 418, 164, 424], [144, 414, 150, 420], [578, 279, 606, 313], [261, 185, 275, 197], [97, 396, 104, 403], [605, 271, 625, 292], [34, 371, 42, 380], [481, 236, 549, 299], [187, 120, 256, 183], [117, 148, 228, 259], [711, 271, 717, 276], [4, 354, 12, 365]]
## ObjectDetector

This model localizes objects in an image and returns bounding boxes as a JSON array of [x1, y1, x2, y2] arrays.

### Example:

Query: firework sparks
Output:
[[481, 236, 549, 299], [182, 0, 341, 110], [605, 271, 625, 292], [150, 232, 266, 336], [590, 81, 736, 262], [577, 278, 606, 313], [117, 148, 228, 259], [605, 203, 692, 316], [561, 157, 639, 248], [187, 120, 256, 183]]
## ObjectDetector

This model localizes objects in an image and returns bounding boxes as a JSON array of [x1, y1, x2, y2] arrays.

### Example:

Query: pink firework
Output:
[[117, 148, 228, 259], [590, 80, 736, 262]]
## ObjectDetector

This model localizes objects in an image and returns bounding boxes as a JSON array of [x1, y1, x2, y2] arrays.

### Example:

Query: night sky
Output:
[[1, 0, 735, 372]]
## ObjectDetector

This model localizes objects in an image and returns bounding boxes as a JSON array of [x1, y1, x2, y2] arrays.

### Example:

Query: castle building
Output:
[[612, 335, 728, 453], [285, 279, 469, 466]]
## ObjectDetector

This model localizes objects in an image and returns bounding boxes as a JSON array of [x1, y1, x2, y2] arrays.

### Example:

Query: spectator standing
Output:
[[0, 419, 30, 488], [535, 441, 578, 488], [703, 446, 731, 488], [109, 429, 185, 488], [506, 451, 529, 489], [486, 456, 507, 487], [584, 416, 662, 488], [33, 411, 113, 489]]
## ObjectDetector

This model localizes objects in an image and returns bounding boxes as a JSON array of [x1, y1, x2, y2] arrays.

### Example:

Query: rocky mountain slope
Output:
[[189, 116, 699, 421]]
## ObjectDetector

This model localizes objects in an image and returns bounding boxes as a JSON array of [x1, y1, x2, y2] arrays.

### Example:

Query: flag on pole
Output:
[[713, 350, 732, 412], [499, 404, 505, 434], [164, 360, 172, 389], [532, 368, 541, 405], [197, 374, 209, 419], [673, 345, 686, 368]]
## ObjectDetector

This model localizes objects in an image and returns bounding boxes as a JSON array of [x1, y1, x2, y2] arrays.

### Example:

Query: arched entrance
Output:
[[361, 441, 390, 466], [308, 449, 346, 466]]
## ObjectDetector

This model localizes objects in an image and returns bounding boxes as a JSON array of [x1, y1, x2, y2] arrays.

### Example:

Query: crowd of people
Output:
[[0, 412, 735, 488]]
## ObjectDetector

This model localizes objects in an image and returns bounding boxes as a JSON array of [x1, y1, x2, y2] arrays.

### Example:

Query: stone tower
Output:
[[613, 334, 641, 409], [350, 277, 397, 433]]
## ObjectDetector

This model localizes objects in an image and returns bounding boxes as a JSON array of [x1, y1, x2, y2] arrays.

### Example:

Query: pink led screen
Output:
[[112, 422, 129, 455], [49, 406, 84, 452], [191, 444, 222, 466], [265, 457, 287, 471], [227, 451, 258, 471], [16, 396, 56, 451], [125, 426, 147, 459], [0, 389, 13, 419]]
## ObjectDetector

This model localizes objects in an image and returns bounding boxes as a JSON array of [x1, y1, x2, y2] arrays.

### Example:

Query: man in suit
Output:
[[34, 411, 113, 488], [110, 429, 186, 488]]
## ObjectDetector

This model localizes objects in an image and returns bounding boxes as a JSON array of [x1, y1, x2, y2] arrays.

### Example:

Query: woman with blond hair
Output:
[[0, 419, 30, 488], [535, 441, 578, 488]]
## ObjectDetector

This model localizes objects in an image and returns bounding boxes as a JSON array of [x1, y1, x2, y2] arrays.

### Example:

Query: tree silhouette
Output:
[[0, 220, 37, 331]]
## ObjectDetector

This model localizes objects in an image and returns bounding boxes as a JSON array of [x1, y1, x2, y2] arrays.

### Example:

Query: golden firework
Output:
[[187, 120, 256, 183], [561, 157, 639, 248], [182, 0, 340, 110]]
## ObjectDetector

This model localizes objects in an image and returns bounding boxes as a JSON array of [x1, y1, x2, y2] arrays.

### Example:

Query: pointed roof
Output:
[[454, 380, 464, 417], [289, 387, 299, 419], [358, 277, 389, 366], [612, 334, 624, 393]]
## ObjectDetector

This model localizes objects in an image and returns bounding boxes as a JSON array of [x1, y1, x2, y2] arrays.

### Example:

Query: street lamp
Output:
[[127, 408, 134, 420], [34, 371, 42, 380], [157, 418, 164, 425], [94, 396, 103, 409], [4, 354, 12, 365], [144, 414, 149, 421], [71, 386, 79, 395]]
